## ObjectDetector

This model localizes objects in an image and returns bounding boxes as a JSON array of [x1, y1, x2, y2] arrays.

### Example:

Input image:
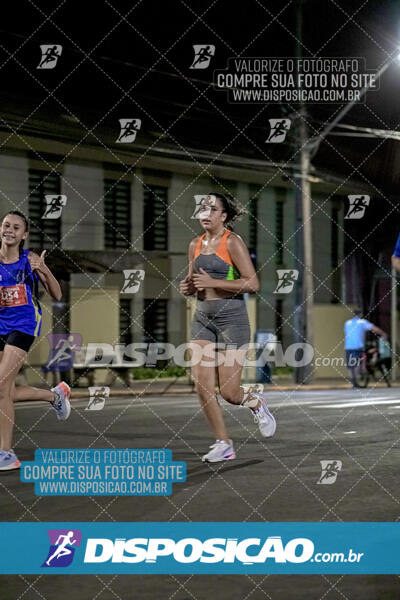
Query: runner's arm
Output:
[[28, 251, 62, 301], [179, 238, 197, 296]]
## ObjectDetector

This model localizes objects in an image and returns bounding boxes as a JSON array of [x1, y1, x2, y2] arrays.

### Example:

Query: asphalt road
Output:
[[1, 387, 400, 599]]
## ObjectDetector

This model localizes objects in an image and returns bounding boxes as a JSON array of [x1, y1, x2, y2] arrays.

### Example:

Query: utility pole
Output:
[[300, 117, 313, 384], [294, 111, 314, 384], [294, 0, 314, 384]]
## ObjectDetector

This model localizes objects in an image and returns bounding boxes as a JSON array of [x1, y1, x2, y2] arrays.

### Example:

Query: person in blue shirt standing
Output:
[[0, 210, 71, 471], [344, 308, 387, 387], [392, 232, 400, 272]]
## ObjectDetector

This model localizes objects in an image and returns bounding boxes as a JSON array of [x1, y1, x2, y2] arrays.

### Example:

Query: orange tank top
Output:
[[193, 229, 240, 281]]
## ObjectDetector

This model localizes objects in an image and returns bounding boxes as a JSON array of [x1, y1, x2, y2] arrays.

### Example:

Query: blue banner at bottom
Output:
[[0, 522, 398, 574]]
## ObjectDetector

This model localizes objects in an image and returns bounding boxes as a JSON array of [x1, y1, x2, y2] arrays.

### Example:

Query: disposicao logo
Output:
[[83, 536, 314, 564], [42, 529, 82, 567]]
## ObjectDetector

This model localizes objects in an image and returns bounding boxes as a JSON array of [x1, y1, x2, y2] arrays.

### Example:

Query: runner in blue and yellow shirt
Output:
[[0, 211, 71, 471]]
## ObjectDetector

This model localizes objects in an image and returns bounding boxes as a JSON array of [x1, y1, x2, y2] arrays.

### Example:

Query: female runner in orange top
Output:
[[180, 193, 276, 463]]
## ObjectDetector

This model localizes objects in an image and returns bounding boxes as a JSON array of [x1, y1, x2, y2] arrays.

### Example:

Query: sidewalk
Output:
[[69, 377, 399, 398]]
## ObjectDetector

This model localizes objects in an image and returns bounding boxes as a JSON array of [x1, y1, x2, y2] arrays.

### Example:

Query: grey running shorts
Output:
[[191, 299, 250, 348]]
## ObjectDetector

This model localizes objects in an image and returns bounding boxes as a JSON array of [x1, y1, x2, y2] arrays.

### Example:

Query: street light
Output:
[[293, 16, 400, 383], [308, 54, 400, 157]]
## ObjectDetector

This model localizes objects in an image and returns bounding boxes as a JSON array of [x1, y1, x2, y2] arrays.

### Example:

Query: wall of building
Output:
[[70, 287, 120, 346], [62, 163, 104, 251], [311, 194, 344, 305], [0, 151, 357, 384], [0, 154, 29, 215], [312, 303, 354, 378]]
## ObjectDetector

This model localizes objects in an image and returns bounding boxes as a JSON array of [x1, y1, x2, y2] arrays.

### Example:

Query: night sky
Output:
[[1, 0, 400, 197]]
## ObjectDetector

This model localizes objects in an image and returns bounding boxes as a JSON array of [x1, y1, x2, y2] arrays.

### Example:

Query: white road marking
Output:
[[312, 397, 397, 409], [15, 392, 399, 412]]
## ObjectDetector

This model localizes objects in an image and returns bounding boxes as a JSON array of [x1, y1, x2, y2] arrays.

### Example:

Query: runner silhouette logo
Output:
[[274, 269, 299, 294], [317, 460, 342, 484], [42, 195, 67, 219], [116, 119, 141, 143], [86, 386, 110, 411], [345, 195, 370, 219], [42, 529, 82, 567], [191, 195, 215, 219], [266, 119, 291, 143], [121, 269, 145, 294], [37, 45, 62, 69], [190, 45, 215, 69], [43, 333, 82, 372]]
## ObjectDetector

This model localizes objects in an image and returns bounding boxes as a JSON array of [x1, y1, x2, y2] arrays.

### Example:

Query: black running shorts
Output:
[[0, 330, 35, 353]]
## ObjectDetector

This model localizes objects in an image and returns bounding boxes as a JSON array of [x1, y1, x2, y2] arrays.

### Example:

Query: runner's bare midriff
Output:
[[197, 287, 238, 301]]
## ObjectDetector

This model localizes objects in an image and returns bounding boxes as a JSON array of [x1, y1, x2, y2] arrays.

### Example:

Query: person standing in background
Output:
[[344, 308, 387, 388]]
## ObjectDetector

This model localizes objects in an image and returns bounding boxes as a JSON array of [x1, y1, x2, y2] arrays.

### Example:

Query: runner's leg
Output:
[[218, 347, 276, 438], [191, 340, 230, 443], [0, 345, 27, 450], [217, 347, 248, 405], [11, 384, 54, 402]]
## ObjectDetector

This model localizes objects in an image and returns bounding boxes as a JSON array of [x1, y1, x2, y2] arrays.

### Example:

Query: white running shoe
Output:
[[50, 382, 71, 421], [202, 439, 236, 463], [0, 449, 21, 471], [250, 393, 276, 438]]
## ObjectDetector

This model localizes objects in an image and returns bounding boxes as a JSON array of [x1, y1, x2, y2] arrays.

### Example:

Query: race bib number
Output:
[[0, 284, 28, 307]]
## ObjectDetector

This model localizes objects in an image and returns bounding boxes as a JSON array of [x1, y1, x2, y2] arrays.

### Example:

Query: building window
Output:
[[143, 185, 168, 250], [275, 299, 283, 341], [275, 200, 284, 265], [143, 299, 168, 344], [248, 196, 258, 268], [104, 179, 131, 249], [28, 170, 61, 250], [119, 299, 132, 345]]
